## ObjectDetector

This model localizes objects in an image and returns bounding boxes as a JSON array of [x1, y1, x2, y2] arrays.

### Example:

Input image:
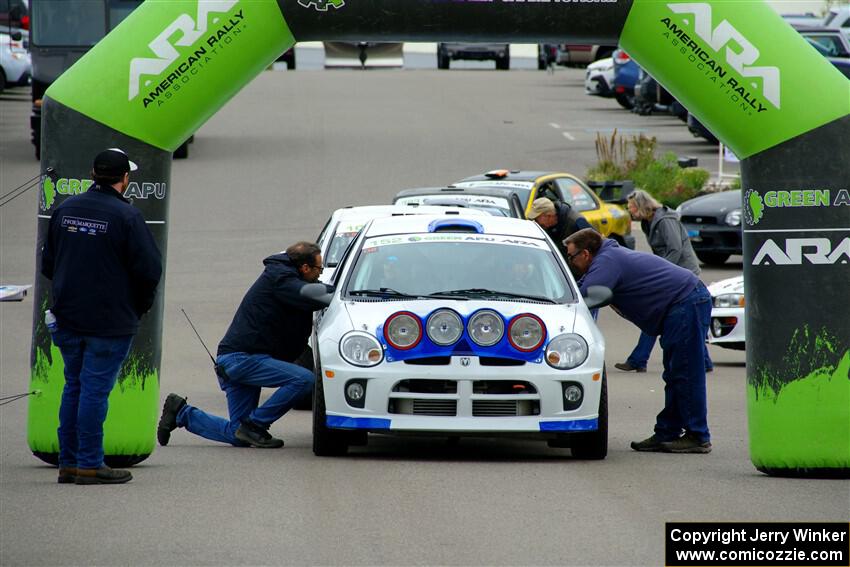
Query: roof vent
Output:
[[427, 218, 484, 234]]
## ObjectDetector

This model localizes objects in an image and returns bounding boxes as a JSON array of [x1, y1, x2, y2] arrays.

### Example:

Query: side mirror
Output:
[[584, 285, 613, 310], [300, 283, 333, 307]]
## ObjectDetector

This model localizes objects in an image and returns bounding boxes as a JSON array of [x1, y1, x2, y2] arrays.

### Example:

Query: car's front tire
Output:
[[570, 369, 608, 459], [312, 367, 350, 456], [615, 92, 635, 110], [696, 252, 730, 266], [495, 55, 510, 70]]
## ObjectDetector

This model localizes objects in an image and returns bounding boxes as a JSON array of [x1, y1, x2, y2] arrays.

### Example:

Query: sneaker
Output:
[[58, 467, 77, 484], [157, 393, 187, 446], [661, 433, 712, 454], [234, 419, 284, 449], [630, 434, 667, 452], [614, 362, 647, 373], [74, 466, 133, 485]]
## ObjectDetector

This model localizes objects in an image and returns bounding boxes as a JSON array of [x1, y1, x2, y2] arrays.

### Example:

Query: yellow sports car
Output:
[[454, 170, 635, 249]]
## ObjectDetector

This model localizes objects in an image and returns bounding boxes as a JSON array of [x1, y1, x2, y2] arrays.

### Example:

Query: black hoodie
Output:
[[217, 253, 329, 362]]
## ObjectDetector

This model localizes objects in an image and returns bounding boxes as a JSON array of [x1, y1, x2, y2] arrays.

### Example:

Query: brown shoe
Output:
[[58, 467, 77, 484], [614, 362, 647, 373], [661, 433, 712, 454], [75, 466, 133, 485]]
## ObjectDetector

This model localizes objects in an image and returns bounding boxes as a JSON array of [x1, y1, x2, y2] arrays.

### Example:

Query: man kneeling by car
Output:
[[157, 242, 331, 448], [564, 229, 712, 454]]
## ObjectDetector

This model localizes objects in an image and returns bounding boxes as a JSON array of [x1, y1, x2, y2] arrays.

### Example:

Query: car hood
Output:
[[708, 275, 744, 296], [679, 190, 742, 216], [342, 299, 579, 338]]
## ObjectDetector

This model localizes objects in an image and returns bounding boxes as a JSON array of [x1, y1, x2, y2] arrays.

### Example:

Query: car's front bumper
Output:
[[322, 355, 604, 436], [683, 223, 742, 255], [708, 306, 745, 350]]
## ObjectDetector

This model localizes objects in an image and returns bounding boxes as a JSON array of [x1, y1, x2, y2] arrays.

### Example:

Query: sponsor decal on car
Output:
[[363, 234, 543, 249]]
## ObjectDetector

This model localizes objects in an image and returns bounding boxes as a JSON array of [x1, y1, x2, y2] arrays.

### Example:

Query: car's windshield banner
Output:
[[454, 181, 534, 190], [396, 195, 511, 209], [363, 234, 544, 249]]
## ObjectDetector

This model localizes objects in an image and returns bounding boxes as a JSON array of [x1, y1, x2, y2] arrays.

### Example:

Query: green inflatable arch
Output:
[[29, 0, 849, 476]]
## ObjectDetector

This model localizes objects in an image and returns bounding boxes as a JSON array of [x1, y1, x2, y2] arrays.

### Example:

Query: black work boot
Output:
[[74, 466, 133, 485], [234, 419, 284, 449], [157, 393, 187, 446]]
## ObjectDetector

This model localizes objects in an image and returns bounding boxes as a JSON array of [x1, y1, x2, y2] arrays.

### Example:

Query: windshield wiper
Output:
[[349, 288, 423, 299], [430, 288, 557, 304]]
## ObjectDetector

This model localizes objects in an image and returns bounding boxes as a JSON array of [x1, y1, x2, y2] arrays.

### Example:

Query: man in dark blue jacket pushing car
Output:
[[157, 242, 329, 449], [564, 228, 712, 453]]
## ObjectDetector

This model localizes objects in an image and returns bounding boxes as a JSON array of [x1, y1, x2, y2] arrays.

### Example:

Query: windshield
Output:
[[327, 230, 360, 267], [345, 234, 575, 303], [32, 0, 138, 46]]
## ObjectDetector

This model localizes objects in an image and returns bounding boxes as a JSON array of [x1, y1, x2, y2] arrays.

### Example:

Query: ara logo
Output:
[[298, 0, 345, 11], [753, 237, 850, 265], [128, 0, 240, 102], [666, 2, 780, 109]]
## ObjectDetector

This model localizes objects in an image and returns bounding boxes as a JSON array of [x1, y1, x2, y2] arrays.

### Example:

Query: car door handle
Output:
[[601, 219, 608, 224]]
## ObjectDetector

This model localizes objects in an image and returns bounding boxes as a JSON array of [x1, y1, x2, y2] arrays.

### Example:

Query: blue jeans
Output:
[[177, 352, 314, 445], [655, 284, 712, 442], [52, 328, 134, 469], [626, 331, 713, 370]]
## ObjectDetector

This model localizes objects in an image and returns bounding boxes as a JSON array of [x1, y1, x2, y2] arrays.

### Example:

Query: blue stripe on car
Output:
[[327, 416, 392, 430], [539, 418, 598, 431]]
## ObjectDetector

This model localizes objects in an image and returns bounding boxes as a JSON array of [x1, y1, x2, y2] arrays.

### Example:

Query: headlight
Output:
[[339, 331, 384, 367], [725, 208, 742, 226], [545, 333, 588, 369], [713, 293, 745, 308], [426, 309, 463, 346], [508, 314, 546, 352], [467, 310, 504, 347], [384, 311, 422, 350]]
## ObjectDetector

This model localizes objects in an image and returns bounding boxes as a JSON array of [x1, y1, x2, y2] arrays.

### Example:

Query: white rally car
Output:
[[707, 275, 745, 350], [302, 215, 612, 458]]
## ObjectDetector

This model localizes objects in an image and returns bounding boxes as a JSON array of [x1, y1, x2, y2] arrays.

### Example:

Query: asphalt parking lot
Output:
[[1, 58, 846, 566]]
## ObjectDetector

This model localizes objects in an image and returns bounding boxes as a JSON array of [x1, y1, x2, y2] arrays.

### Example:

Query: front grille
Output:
[[393, 379, 457, 394], [404, 357, 451, 366], [682, 216, 719, 225], [473, 380, 537, 394], [472, 400, 540, 417], [479, 357, 526, 367], [389, 399, 457, 416]]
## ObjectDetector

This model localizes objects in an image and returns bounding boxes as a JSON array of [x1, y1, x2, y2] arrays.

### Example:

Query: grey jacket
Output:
[[640, 206, 701, 275]]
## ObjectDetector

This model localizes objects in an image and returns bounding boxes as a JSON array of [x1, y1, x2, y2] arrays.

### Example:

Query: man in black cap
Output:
[[41, 148, 162, 485]]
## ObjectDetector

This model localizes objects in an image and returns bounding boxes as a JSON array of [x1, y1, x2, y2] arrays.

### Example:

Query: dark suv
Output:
[[438, 43, 510, 70]]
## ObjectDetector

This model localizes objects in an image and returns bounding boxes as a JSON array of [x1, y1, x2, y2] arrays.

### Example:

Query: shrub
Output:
[[585, 131, 710, 208]]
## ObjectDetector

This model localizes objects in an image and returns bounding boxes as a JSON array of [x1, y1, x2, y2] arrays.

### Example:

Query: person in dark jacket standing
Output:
[[614, 190, 713, 373], [526, 197, 592, 261], [41, 148, 162, 484], [564, 229, 712, 453], [157, 242, 329, 449]]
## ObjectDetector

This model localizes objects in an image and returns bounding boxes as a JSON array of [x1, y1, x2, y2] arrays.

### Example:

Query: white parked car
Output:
[[303, 215, 612, 458], [316, 205, 489, 284], [0, 31, 31, 92], [584, 57, 615, 97], [707, 275, 745, 350]]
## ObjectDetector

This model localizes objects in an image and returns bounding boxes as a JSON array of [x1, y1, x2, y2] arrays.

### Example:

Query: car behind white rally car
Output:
[[302, 215, 612, 458], [707, 275, 745, 350]]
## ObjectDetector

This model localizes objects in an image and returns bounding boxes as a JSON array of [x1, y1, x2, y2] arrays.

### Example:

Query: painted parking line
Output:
[[549, 122, 561, 129], [562, 131, 576, 141]]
